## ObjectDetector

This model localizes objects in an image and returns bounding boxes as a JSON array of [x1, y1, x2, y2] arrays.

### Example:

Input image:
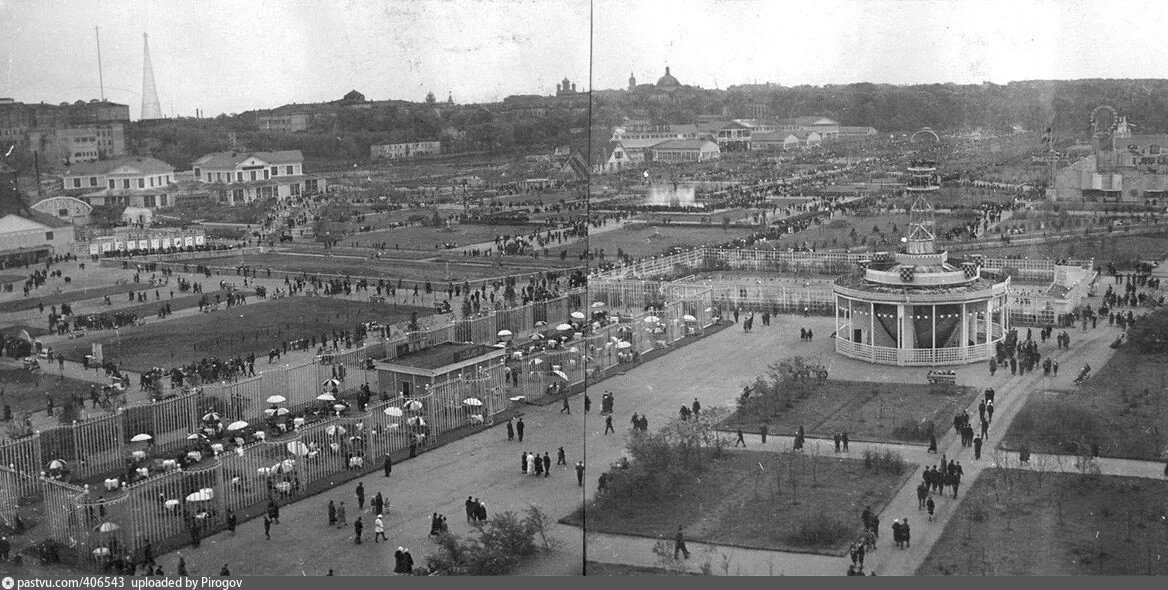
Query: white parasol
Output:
[[644, 316, 660, 323], [407, 416, 426, 427], [97, 522, 119, 533], [462, 398, 483, 407], [322, 378, 341, 388], [201, 412, 220, 422], [556, 323, 573, 331], [497, 329, 513, 337], [326, 425, 347, 436], [226, 421, 249, 431], [130, 433, 152, 443], [287, 441, 310, 456], [404, 400, 423, 411], [552, 370, 569, 381], [570, 311, 586, 320], [266, 395, 286, 404], [385, 407, 404, 417], [591, 302, 606, 308], [316, 393, 336, 401], [277, 407, 290, 416], [616, 341, 632, 349], [48, 459, 66, 469], [682, 314, 697, 322]]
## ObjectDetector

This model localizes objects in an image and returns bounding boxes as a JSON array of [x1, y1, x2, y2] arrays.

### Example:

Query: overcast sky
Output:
[[0, 0, 590, 118], [597, 0, 1168, 91], [3, 0, 1168, 119]]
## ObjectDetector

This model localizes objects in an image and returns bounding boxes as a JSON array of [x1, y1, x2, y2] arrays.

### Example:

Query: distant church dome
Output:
[[656, 67, 680, 89]]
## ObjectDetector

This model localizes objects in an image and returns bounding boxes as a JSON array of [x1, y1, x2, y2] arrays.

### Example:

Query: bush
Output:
[[862, 449, 907, 475], [425, 507, 546, 575], [786, 512, 852, 548]]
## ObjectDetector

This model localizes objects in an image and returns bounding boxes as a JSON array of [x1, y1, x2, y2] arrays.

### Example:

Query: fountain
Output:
[[645, 184, 697, 207]]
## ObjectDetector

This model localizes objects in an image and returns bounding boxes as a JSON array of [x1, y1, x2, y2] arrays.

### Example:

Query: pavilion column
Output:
[[896, 304, 905, 349], [961, 302, 968, 348], [987, 299, 993, 341], [931, 304, 937, 350], [868, 302, 874, 347]]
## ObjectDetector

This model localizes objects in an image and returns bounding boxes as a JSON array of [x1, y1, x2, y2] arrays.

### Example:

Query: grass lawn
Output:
[[917, 470, 1168, 575], [182, 252, 511, 282], [973, 233, 1168, 267], [564, 225, 756, 259], [346, 223, 537, 250], [51, 297, 430, 371], [1001, 345, 1168, 460], [0, 367, 97, 417], [722, 379, 977, 444], [0, 283, 142, 314], [564, 450, 909, 555], [583, 562, 690, 576]]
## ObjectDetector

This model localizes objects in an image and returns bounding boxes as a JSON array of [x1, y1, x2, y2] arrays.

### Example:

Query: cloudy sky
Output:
[[596, 0, 1168, 91], [0, 0, 590, 118], [3, 0, 1167, 119]]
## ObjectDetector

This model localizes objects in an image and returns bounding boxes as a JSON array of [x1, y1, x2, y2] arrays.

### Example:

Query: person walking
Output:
[[542, 452, 551, 477], [356, 482, 365, 511], [735, 429, 746, 448], [383, 453, 392, 477], [374, 515, 387, 543], [604, 414, 614, 434], [328, 500, 337, 527], [673, 525, 690, 560], [262, 516, 271, 540], [926, 496, 935, 522], [517, 417, 525, 442], [353, 516, 363, 544], [336, 501, 347, 528], [561, 396, 570, 414], [226, 510, 237, 535], [557, 446, 567, 466], [584, 394, 591, 413], [842, 431, 849, 452], [760, 423, 768, 444], [506, 418, 515, 441], [901, 518, 910, 548], [973, 435, 983, 460], [576, 461, 585, 487]]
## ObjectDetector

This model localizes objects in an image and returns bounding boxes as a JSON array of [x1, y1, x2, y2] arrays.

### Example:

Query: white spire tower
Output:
[[141, 33, 163, 120]]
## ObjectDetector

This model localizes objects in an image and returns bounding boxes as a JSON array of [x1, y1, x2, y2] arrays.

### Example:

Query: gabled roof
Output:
[[591, 140, 623, 164], [60, 156, 175, 177], [652, 139, 717, 150], [192, 150, 303, 169], [0, 211, 71, 231]]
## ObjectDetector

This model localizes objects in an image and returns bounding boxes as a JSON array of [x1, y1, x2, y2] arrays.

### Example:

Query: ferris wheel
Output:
[[1090, 105, 1118, 139]]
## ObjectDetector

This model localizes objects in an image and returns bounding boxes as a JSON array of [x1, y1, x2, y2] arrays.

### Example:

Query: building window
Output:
[[58, 208, 69, 217], [250, 170, 257, 181], [149, 177, 154, 187], [90, 176, 98, 186], [72, 178, 81, 188], [271, 166, 279, 177], [108, 179, 115, 189], [264, 169, 269, 180], [123, 179, 130, 189], [216, 172, 222, 183], [193, 167, 201, 178], [286, 165, 293, 175], [237, 172, 244, 182], [138, 178, 145, 188], [45, 231, 53, 240]]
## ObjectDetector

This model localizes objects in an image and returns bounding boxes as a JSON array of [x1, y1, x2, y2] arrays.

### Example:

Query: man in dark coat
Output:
[[355, 482, 365, 511], [516, 417, 525, 442], [353, 516, 363, 544], [557, 447, 566, 465], [465, 496, 475, 523], [383, 453, 392, 477], [691, 398, 701, 417], [394, 548, 405, 574], [673, 525, 690, 559], [760, 423, 768, 444], [328, 500, 337, 526], [267, 500, 280, 524], [576, 461, 585, 486], [506, 419, 514, 441], [262, 516, 271, 540], [534, 455, 544, 476], [542, 452, 551, 477], [973, 435, 983, 460], [373, 492, 384, 515], [521, 452, 528, 474]]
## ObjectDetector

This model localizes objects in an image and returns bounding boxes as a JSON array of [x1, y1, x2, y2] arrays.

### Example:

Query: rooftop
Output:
[[59, 156, 175, 177], [381, 342, 499, 371], [192, 150, 304, 169]]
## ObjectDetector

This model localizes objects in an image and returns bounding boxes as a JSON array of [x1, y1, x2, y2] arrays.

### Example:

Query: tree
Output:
[[721, 216, 731, 231], [461, 297, 473, 318], [1127, 308, 1168, 353], [425, 91, 437, 105]]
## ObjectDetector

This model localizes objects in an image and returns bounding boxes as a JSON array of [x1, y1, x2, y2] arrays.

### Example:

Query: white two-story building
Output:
[[191, 150, 325, 205], [58, 156, 177, 208]]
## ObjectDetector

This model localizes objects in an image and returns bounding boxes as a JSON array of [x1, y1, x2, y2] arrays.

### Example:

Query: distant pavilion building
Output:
[[832, 160, 1011, 365]]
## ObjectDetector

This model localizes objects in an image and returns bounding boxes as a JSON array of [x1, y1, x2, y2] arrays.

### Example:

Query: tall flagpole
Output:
[[95, 27, 105, 101]]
